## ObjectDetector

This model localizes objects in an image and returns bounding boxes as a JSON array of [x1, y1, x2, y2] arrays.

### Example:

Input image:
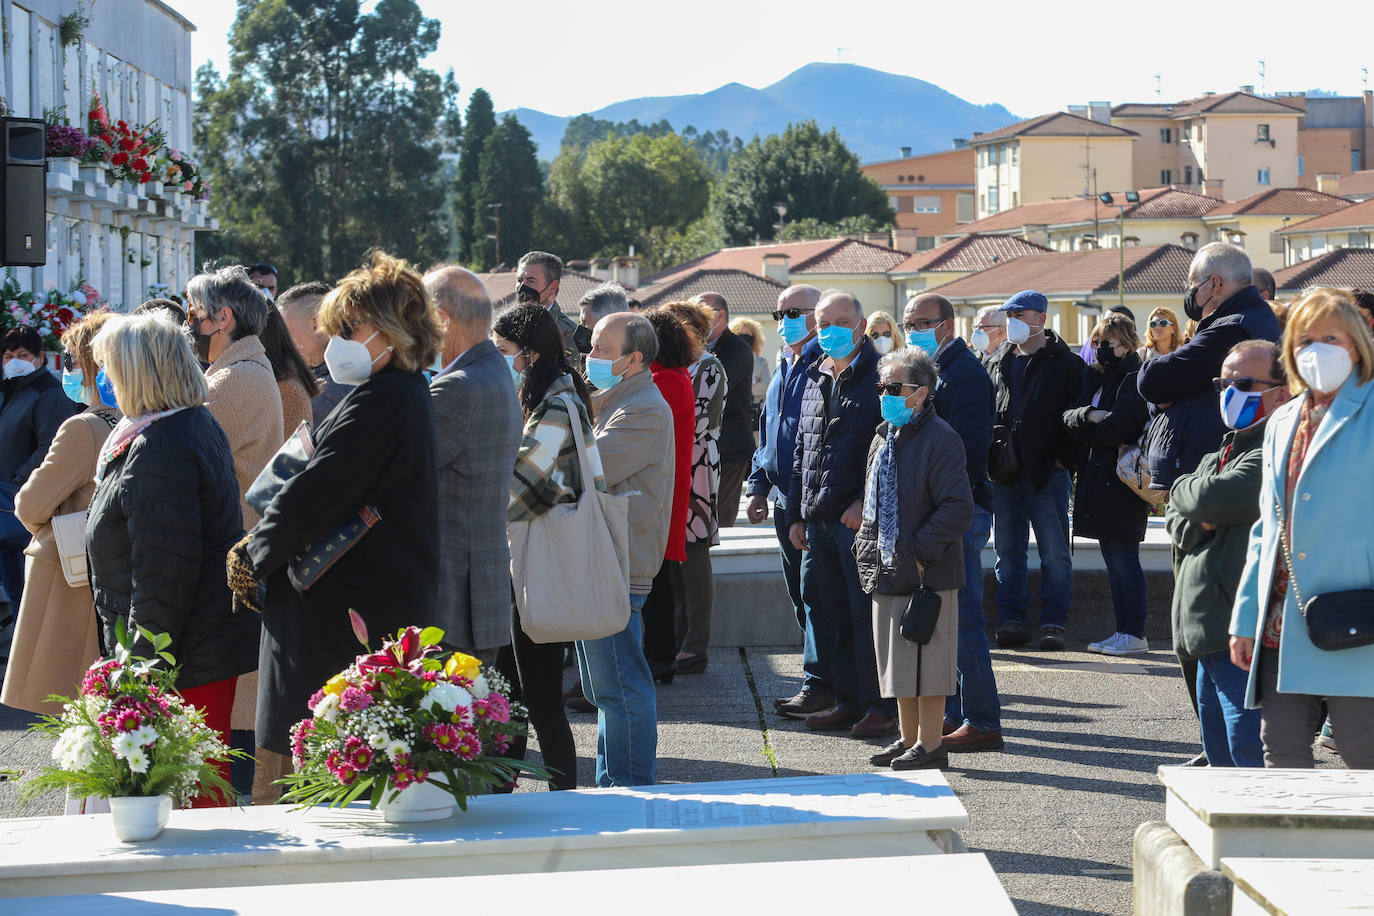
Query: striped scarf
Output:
[[862, 425, 900, 568]]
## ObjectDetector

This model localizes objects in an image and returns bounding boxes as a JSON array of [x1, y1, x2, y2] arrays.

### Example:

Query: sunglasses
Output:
[[772, 308, 813, 320], [1149, 319, 1174, 329], [878, 382, 923, 396], [1212, 377, 1281, 393]]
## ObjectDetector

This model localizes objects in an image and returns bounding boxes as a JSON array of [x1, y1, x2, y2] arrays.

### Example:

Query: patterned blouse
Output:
[[687, 353, 726, 545]]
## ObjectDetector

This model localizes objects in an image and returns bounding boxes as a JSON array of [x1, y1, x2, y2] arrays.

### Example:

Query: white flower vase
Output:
[[378, 775, 455, 824], [108, 795, 173, 842]]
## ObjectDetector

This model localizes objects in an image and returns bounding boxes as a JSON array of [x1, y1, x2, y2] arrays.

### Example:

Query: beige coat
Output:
[[206, 334, 283, 528], [279, 378, 312, 438], [0, 407, 118, 714]]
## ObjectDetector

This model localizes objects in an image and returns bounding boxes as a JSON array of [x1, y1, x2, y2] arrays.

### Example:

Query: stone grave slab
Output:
[[0, 770, 966, 898], [1223, 857, 1374, 915], [3, 852, 1014, 914], [1160, 766, 1374, 869]]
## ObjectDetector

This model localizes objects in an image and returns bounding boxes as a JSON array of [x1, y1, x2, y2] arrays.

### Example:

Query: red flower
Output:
[[119, 138, 135, 152], [111, 151, 129, 166], [116, 120, 127, 130], [132, 158, 148, 171], [101, 132, 114, 145], [138, 172, 151, 184]]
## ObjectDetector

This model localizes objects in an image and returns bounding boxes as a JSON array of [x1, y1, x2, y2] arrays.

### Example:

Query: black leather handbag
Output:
[[987, 422, 1021, 485], [1276, 497, 1374, 651], [900, 580, 942, 645]]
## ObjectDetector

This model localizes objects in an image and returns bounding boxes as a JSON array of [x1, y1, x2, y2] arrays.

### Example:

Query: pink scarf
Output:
[[94, 408, 187, 483]]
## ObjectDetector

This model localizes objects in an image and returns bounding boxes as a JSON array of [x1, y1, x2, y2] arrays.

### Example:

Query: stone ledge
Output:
[[1133, 820, 1232, 916]]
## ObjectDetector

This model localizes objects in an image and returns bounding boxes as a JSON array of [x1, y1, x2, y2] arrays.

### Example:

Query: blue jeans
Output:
[[576, 594, 657, 787], [1196, 650, 1262, 767], [993, 467, 1072, 630], [1097, 539, 1148, 638], [800, 520, 895, 718], [774, 502, 829, 695], [947, 508, 1001, 732]]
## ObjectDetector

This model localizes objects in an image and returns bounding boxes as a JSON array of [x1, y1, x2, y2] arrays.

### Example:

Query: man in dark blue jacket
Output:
[[745, 285, 830, 718], [904, 294, 1003, 750], [1137, 243, 1280, 493], [785, 290, 896, 739]]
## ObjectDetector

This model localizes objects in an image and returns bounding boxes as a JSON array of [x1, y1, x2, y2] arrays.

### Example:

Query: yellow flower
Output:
[[445, 652, 481, 681], [324, 672, 349, 697]]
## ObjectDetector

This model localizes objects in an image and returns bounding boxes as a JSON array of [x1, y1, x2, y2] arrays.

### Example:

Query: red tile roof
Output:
[[791, 238, 909, 273], [933, 245, 1195, 301], [481, 269, 609, 307], [970, 112, 1137, 144], [1167, 92, 1303, 118], [1337, 170, 1374, 200], [1274, 249, 1374, 292], [890, 234, 1051, 275], [1206, 188, 1352, 218], [949, 188, 1221, 235], [1277, 196, 1374, 234], [1111, 103, 1177, 118], [643, 238, 843, 287], [637, 268, 786, 316]]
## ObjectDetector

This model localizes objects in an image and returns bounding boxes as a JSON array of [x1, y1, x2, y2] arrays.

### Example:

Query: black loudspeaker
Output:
[[2, 118, 46, 267]]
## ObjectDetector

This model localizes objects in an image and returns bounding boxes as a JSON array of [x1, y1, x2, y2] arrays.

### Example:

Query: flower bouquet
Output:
[[86, 94, 164, 187], [19, 620, 244, 839], [277, 614, 548, 819], [157, 148, 211, 202], [1, 271, 103, 350]]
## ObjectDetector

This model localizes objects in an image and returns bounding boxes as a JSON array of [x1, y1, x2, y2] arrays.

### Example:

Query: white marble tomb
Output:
[[1222, 857, 1374, 916]]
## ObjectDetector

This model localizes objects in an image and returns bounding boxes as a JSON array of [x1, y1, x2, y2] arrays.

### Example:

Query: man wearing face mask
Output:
[[1167, 341, 1290, 769], [0, 326, 79, 617], [515, 250, 591, 366], [971, 305, 1007, 365], [278, 282, 354, 427], [745, 285, 831, 718], [1137, 243, 1280, 495], [904, 294, 1003, 749], [985, 290, 1084, 651], [786, 290, 898, 739]]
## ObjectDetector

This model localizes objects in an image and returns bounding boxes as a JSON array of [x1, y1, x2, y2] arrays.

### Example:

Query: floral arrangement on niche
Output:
[[156, 148, 211, 201], [1, 271, 105, 351], [87, 94, 165, 186]]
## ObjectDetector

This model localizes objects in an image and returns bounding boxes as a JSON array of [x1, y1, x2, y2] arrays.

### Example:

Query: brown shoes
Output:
[[850, 712, 900, 739], [803, 706, 864, 731], [943, 723, 1005, 752]]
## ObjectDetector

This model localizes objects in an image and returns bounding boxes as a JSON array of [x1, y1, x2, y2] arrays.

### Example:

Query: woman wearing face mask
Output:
[[1139, 307, 1182, 362], [1229, 289, 1374, 769], [854, 348, 973, 770], [0, 314, 119, 716], [230, 251, 446, 776], [1062, 314, 1151, 656], [494, 303, 599, 790], [866, 311, 904, 357]]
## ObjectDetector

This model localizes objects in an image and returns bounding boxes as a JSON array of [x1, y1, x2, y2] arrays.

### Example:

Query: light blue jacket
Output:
[[1230, 373, 1374, 708]]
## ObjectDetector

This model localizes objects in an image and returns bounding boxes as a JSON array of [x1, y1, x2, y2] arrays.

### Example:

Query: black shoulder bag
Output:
[[1276, 494, 1374, 651], [900, 568, 943, 645], [988, 360, 1038, 485]]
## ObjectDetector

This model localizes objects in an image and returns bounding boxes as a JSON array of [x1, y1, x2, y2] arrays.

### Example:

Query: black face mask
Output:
[[1183, 282, 1206, 322], [515, 283, 542, 305], [1096, 342, 1119, 366], [193, 322, 219, 364]]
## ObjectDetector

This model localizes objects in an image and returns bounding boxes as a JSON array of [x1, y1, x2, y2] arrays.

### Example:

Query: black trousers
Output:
[[641, 561, 681, 678], [502, 604, 578, 790]]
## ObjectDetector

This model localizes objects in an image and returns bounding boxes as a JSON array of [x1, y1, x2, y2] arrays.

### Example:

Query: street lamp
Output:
[[774, 203, 788, 238]]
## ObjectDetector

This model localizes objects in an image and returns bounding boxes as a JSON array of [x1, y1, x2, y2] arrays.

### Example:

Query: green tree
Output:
[[779, 215, 893, 240], [714, 121, 892, 246], [194, 0, 460, 281], [453, 88, 495, 264], [475, 115, 543, 271]]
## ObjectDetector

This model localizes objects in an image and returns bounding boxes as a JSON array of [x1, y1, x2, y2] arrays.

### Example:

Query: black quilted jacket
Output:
[[86, 406, 258, 689]]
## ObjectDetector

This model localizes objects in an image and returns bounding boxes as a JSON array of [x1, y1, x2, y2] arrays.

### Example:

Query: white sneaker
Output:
[[1099, 634, 1149, 656], [1087, 633, 1122, 654]]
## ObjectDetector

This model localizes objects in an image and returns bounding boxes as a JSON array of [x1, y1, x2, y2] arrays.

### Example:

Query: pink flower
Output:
[[476, 694, 511, 724], [306, 689, 326, 712], [423, 722, 461, 752], [290, 719, 315, 765], [445, 725, 481, 761], [343, 735, 373, 770], [113, 708, 143, 732], [338, 686, 373, 712], [392, 765, 417, 790]]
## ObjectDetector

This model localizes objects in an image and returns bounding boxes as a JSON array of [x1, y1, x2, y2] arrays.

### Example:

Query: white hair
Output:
[[975, 304, 1006, 327], [1190, 243, 1252, 287]]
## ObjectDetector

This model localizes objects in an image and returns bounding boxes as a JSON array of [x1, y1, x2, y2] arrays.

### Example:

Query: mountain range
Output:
[[505, 63, 1020, 164]]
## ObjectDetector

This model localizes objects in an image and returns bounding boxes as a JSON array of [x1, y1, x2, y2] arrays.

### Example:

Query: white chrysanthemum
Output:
[[70, 290, 87, 306], [468, 675, 490, 699], [367, 732, 388, 749], [53, 727, 98, 771], [124, 747, 150, 773], [131, 726, 158, 747], [112, 731, 142, 759], [385, 739, 411, 761], [313, 692, 340, 723], [423, 682, 472, 715]]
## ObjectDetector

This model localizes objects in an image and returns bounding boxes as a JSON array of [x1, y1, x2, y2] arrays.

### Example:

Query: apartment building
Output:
[[859, 147, 976, 250]]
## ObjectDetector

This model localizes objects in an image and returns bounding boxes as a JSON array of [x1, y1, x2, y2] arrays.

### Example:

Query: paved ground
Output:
[[9, 635, 1343, 915]]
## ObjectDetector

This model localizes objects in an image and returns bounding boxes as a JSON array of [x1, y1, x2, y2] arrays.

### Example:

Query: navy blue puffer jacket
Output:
[[786, 337, 881, 525]]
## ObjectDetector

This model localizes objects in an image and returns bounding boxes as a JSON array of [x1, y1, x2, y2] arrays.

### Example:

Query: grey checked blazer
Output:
[[429, 340, 523, 650]]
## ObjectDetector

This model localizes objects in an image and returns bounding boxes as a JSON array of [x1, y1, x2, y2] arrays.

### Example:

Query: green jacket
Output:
[[1165, 418, 1267, 660]]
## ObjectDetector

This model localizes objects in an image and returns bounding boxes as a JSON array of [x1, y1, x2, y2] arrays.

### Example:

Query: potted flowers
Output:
[[1, 271, 104, 363], [278, 613, 546, 822], [19, 620, 243, 841]]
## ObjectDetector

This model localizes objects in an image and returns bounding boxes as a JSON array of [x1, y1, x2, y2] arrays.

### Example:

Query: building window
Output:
[[986, 186, 999, 214], [1181, 123, 1191, 140], [957, 193, 975, 223], [913, 196, 941, 213], [1161, 169, 1173, 185], [896, 175, 905, 182], [888, 196, 901, 212], [1298, 155, 1304, 176], [1258, 168, 1271, 185], [915, 237, 936, 251], [1257, 124, 1270, 141], [979, 193, 986, 213], [1160, 128, 1172, 143], [1011, 144, 1019, 166], [1185, 165, 1193, 185], [1012, 191, 1019, 207], [1351, 232, 1370, 248], [1354, 150, 1363, 171]]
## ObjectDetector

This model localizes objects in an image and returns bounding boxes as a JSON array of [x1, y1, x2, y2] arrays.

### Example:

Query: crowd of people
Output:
[[0, 239, 1372, 808]]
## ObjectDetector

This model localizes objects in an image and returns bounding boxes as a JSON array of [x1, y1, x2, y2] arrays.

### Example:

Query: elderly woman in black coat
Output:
[[1062, 313, 1151, 656], [854, 348, 974, 771]]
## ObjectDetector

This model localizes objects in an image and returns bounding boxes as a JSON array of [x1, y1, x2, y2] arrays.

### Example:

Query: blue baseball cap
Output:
[[998, 290, 1047, 313]]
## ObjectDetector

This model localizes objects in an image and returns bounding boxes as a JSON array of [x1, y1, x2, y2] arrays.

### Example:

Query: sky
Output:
[[177, 0, 1372, 120]]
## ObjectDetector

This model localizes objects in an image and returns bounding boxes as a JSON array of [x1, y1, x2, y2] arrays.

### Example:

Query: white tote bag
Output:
[[509, 394, 631, 643]]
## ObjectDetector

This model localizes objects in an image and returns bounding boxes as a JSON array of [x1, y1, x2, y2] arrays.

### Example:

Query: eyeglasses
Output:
[[1212, 377, 1281, 393], [902, 317, 946, 331], [974, 324, 1000, 331], [1149, 319, 1174, 329], [772, 308, 813, 320], [878, 382, 923, 396]]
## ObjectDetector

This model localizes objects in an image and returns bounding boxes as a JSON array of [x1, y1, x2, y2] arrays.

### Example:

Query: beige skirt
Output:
[[872, 589, 958, 698]]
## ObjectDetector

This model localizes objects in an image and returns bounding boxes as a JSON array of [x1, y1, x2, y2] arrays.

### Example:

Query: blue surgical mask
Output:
[[906, 328, 939, 356], [95, 367, 118, 410], [1219, 384, 1266, 430], [585, 354, 625, 391], [880, 394, 915, 427], [817, 325, 858, 360], [62, 368, 90, 404], [778, 316, 809, 346], [504, 353, 523, 388]]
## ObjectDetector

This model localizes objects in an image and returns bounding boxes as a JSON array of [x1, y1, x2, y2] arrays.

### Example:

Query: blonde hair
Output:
[[1146, 306, 1183, 352], [318, 250, 444, 373], [61, 311, 115, 381], [1092, 313, 1141, 352], [729, 316, 764, 355], [663, 299, 714, 345], [92, 313, 208, 417], [1282, 287, 1374, 394], [866, 310, 904, 349]]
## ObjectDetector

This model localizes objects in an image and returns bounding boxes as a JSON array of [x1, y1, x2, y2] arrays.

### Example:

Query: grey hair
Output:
[[579, 282, 630, 323], [819, 288, 863, 320], [425, 267, 492, 333], [517, 250, 563, 283], [622, 313, 660, 364], [1190, 243, 1252, 287], [187, 264, 269, 339], [1252, 266, 1276, 299], [975, 304, 1006, 327], [879, 348, 938, 392]]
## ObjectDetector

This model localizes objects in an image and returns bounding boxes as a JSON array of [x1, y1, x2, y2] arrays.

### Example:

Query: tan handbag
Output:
[[51, 509, 89, 587]]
